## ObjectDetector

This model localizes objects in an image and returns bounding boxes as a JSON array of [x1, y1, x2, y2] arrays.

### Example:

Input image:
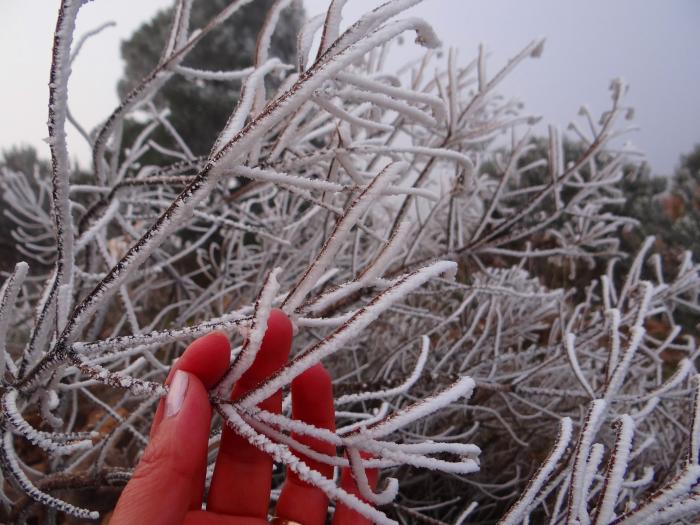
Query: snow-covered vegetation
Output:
[[0, 0, 699, 523]]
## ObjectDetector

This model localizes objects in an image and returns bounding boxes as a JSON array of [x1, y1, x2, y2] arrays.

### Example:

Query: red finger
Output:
[[332, 451, 378, 525], [207, 309, 293, 517], [183, 511, 267, 525], [275, 364, 336, 525], [150, 331, 231, 438], [111, 331, 231, 525], [112, 331, 229, 523]]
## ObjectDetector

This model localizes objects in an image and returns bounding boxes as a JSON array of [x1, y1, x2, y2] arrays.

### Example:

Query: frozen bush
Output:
[[0, 0, 699, 523]]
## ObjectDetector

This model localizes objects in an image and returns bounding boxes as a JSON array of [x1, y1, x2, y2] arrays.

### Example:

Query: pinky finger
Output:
[[275, 364, 336, 525]]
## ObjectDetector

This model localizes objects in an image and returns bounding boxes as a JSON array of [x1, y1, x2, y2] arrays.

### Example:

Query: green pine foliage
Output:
[[118, 0, 303, 161]]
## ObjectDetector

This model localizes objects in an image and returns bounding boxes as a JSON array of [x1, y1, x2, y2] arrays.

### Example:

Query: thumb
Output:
[[111, 370, 212, 525]]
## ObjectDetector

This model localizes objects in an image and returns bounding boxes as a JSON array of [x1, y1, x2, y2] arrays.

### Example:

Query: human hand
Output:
[[111, 309, 375, 525]]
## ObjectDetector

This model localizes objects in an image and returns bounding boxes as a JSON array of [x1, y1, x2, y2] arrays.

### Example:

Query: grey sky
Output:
[[1, 1, 698, 175]]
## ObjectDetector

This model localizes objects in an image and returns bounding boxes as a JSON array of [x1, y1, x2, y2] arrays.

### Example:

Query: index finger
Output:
[[113, 331, 231, 523], [149, 331, 231, 438]]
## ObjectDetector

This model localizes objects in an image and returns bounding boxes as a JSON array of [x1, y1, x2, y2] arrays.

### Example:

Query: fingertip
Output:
[[171, 331, 231, 388], [267, 308, 294, 349], [206, 330, 233, 350], [236, 309, 293, 390], [152, 331, 230, 438], [293, 363, 331, 391], [292, 363, 333, 422]]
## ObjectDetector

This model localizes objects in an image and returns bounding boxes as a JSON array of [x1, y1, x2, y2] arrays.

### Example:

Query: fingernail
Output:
[[166, 370, 188, 418]]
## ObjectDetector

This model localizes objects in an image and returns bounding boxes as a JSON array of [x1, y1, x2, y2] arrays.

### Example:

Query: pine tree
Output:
[[118, 0, 303, 160]]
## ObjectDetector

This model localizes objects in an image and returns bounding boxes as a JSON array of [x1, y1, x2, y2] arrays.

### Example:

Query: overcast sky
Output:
[[1, 1, 698, 175]]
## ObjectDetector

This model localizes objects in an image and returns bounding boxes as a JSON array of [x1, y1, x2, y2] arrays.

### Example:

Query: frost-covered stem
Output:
[[215, 268, 280, 397], [17, 165, 223, 388], [48, 0, 82, 335], [0, 430, 99, 520], [175, 64, 255, 81], [690, 375, 700, 465], [354, 443, 477, 474], [637, 358, 692, 402], [318, 0, 426, 66], [7, 468, 130, 521], [236, 404, 343, 445], [162, 0, 192, 59], [250, 0, 295, 153], [217, 404, 397, 525], [336, 334, 429, 404], [18, 274, 59, 379], [340, 89, 438, 127], [224, 165, 344, 193], [348, 376, 475, 441], [297, 14, 324, 70], [499, 417, 573, 525], [602, 285, 652, 404], [282, 161, 404, 313], [593, 415, 635, 525], [69, 350, 166, 397], [1, 390, 94, 455], [317, 0, 348, 58], [241, 414, 344, 467], [610, 465, 700, 525], [312, 97, 394, 132], [347, 446, 399, 505], [0, 262, 28, 379], [564, 333, 595, 399], [336, 72, 446, 119], [241, 260, 457, 407], [455, 502, 479, 525], [634, 494, 700, 525], [211, 58, 288, 156], [604, 308, 621, 381], [356, 220, 412, 283], [579, 443, 605, 525], [618, 237, 655, 306], [566, 399, 607, 524], [72, 312, 247, 354], [337, 403, 391, 435]]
